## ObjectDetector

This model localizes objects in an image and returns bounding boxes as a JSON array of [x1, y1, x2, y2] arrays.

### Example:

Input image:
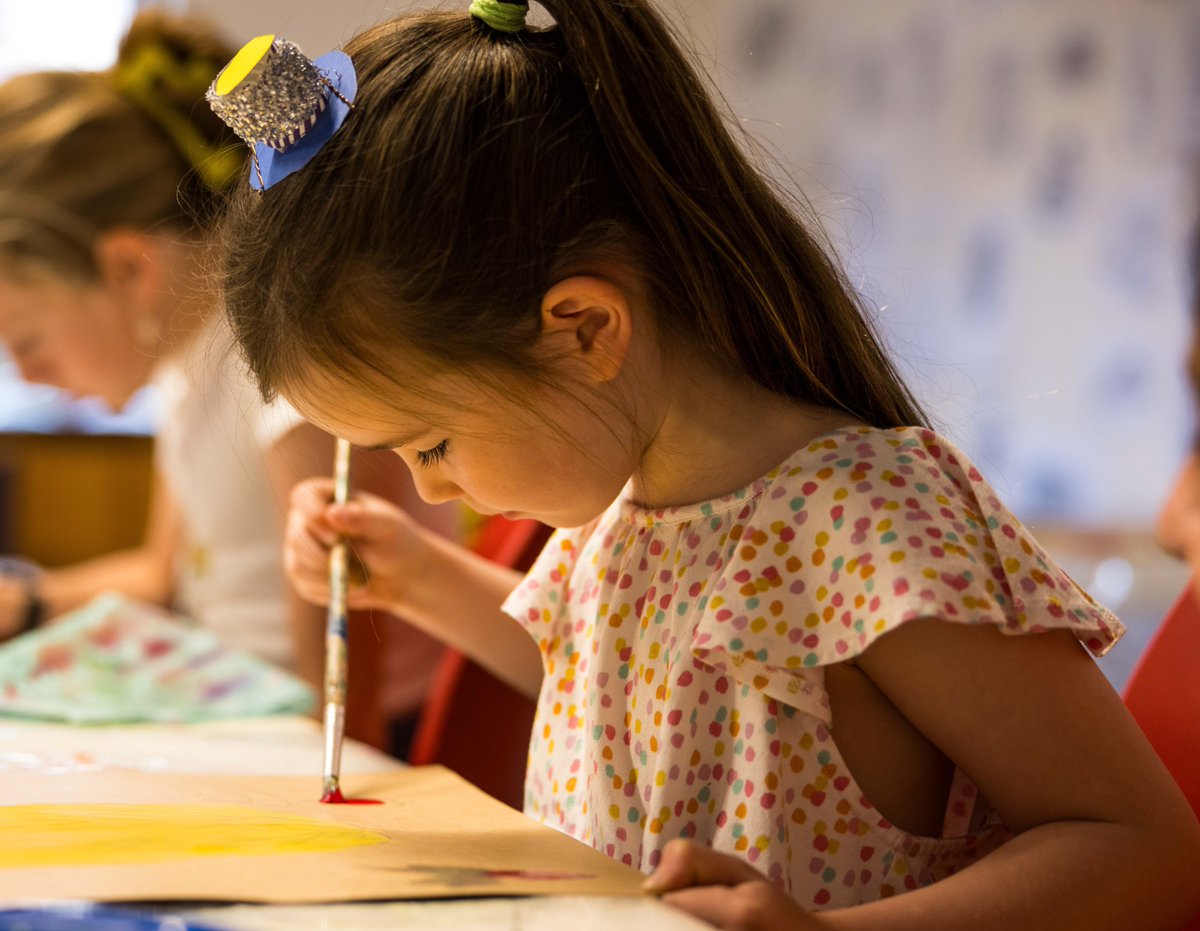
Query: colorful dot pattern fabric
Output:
[[501, 427, 1123, 908]]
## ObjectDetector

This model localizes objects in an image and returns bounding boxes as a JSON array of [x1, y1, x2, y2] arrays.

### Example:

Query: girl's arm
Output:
[[829, 620, 1200, 930], [263, 422, 336, 691], [285, 477, 542, 699], [651, 619, 1200, 930], [392, 527, 543, 700]]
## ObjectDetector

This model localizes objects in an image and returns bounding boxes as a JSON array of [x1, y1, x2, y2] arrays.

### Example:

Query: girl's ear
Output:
[[94, 229, 166, 302], [94, 229, 171, 352], [539, 276, 633, 383]]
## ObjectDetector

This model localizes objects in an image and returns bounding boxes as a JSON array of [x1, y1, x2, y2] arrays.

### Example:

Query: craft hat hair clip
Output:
[[206, 35, 357, 191]]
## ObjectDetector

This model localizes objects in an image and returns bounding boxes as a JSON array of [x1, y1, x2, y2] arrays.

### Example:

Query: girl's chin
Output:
[[103, 383, 150, 412], [95, 393, 134, 412], [63, 389, 139, 415]]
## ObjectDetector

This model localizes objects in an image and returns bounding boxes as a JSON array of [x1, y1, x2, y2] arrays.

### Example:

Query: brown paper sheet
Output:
[[0, 766, 646, 903]]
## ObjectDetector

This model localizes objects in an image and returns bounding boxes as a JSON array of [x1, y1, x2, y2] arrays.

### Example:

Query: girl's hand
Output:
[[644, 839, 824, 930], [0, 557, 43, 642], [284, 477, 430, 615], [0, 576, 26, 640], [1157, 452, 1200, 576]]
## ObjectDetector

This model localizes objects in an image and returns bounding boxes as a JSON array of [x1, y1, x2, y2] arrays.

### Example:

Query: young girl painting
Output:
[[209, 1, 1200, 926]]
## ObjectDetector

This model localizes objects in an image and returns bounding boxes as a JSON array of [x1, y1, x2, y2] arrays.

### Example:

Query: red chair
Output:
[[1123, 583, 1200, 931], [408, 516, 553, 809], [1124, 583, 1200, 814]]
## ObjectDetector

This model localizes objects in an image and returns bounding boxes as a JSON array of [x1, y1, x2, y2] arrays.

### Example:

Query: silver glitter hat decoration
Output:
[[207, 35, 357, 191]]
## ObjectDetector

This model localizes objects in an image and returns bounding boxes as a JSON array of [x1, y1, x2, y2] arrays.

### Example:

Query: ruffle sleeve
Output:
[[689, 429, 1124, 721]]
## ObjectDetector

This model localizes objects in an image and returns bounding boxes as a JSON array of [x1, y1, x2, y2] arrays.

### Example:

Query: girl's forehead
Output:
[[284, 377, 436, 441], [282, 365, 512, 445]]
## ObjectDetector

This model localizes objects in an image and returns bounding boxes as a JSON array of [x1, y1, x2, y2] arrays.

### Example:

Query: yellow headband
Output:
[[113, 42, 243, 192]]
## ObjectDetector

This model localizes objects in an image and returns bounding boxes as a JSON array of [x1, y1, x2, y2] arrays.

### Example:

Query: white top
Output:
[[154, 320, 303, 670]]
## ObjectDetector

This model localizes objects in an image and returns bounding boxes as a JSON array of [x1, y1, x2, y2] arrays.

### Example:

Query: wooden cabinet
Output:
[[0, 433, 153, 566]]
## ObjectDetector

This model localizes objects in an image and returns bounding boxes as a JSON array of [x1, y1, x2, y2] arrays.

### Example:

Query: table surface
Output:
[[0, 715, 708, 930], [0, 715, 400, 776]]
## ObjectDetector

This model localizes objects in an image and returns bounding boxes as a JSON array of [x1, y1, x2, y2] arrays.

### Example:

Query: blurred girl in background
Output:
[[0, 10, 352, 689]]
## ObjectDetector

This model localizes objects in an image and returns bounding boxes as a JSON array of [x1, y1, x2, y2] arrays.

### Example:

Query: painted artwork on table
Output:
[[0, 766, 645, 902], [0, 593, 313, 723]]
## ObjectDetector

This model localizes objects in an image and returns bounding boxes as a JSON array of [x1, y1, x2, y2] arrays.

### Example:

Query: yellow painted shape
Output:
[[214, 35, 276, 97], [0, 804, 386, 868]]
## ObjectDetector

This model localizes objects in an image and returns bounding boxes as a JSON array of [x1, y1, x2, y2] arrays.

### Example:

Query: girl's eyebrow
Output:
[[353, 430, 430, 452]]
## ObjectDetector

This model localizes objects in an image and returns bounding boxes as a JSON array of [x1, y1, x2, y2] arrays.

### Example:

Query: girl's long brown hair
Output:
[[219, 1, 927, 428], [0, 9, 238, 282]]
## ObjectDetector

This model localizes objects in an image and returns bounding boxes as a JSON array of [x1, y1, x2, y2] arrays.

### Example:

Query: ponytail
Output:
[[537, 0, 927, 427]]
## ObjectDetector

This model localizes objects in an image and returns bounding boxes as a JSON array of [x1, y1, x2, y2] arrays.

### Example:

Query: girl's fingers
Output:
[[326, 501, 370, 536], [288, 572, 329, 605], [661, 883, 810, 931], [659, 886, 740, 928], [293, 578, 375, 611], [286, 485, 350, 554], [326, 493, 411, 545], [0, 581, 26, 639], [345, 585, 376, 610], [290, 476, 336, 510], [285, 531, 330, 574], [288, 478, 344, 546], [643, 840, 765, 893], [286, 483, 410, 612]]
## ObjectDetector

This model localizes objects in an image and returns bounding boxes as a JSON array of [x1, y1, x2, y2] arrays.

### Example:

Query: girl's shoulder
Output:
[[651, 424, 1121, 719], [766, 424, 995, 520], [772, 423, 971, 482], [614, 425, 984, 530], [684, 424, 1122, 715]]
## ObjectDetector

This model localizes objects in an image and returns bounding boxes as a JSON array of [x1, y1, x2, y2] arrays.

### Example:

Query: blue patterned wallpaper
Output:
[[680, 0, 1199, 526]]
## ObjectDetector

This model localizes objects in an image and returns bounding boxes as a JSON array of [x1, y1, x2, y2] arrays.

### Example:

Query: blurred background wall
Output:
[[1, 0, 1197, 685]]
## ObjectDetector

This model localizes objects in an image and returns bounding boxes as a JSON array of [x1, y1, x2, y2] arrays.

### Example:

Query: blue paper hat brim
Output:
[[251, 50, 358, 191]]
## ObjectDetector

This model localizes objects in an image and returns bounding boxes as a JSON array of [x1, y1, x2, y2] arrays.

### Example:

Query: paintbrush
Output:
[[320, 436, 352, 803]]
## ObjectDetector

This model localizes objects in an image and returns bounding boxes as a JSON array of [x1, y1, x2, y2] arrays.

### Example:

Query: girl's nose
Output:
[[406, 463, 464, 506]]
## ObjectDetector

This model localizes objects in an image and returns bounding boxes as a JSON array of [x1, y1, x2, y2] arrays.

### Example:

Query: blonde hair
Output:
[[0, 8, 238, 283]]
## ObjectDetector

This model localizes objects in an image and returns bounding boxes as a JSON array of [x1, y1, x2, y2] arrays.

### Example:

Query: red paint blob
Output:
[[484, 869, 588, 881], [319, 787, 383, 805]]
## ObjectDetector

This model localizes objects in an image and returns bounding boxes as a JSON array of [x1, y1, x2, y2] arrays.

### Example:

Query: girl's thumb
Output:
[[326, 501, 366, 533]]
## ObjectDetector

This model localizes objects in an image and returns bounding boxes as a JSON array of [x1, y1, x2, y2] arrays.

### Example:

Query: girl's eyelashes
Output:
[[414, 439, 449, 468]]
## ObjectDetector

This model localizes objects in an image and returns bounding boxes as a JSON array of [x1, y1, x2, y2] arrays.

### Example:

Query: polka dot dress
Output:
[[502, 427, 1123, 908]]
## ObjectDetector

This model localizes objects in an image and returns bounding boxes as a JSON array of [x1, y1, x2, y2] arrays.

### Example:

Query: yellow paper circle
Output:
[[214, 34, 276, 97]]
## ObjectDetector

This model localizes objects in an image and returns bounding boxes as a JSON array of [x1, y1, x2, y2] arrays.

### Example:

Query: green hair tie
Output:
[[469, 0, 529, 33]]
